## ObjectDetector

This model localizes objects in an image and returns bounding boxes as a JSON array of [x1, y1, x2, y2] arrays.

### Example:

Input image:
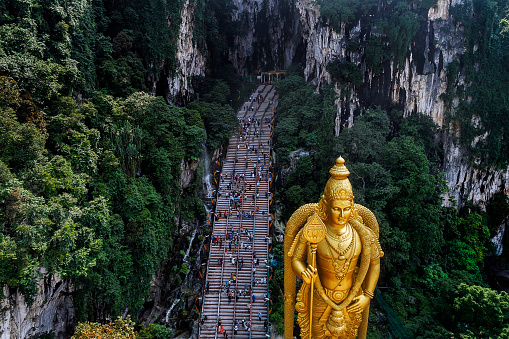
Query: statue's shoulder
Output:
[[352, 204, 384, 259], [353, 203, 380, 238], [285, 203, 318, 237], [285, 203, 318, 259], [288, 203, 319, 223]]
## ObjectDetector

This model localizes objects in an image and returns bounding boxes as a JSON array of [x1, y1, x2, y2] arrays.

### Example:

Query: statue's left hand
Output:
[[346, 295, 371, 314]]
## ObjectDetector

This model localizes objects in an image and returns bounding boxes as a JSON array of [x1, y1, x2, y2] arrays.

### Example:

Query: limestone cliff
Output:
[[297, 0, 465, 124], [0, 270, 74, 339], [293, 0, 509, 211], [162, 0, 206, 104], [229, 0, 301, 72]]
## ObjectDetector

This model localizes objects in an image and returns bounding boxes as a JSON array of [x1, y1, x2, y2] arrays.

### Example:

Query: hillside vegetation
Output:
[[0, 0, 238, 326]]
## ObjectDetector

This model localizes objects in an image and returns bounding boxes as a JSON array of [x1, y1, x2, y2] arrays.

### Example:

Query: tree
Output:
[[383, 135, 446, 264], [187, 101, 238, 151], [138, 323, 173, 339], [447, 212, 489, 271], [454, 283, 509, 331], [326, 60, 363, 86], [71, 316, 137, 339], [0, 108, 45, 171]]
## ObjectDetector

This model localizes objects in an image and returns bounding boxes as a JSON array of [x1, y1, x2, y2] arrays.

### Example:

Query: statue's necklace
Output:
[[325, 225, 355, 282], [326, 225, 353, 258], [327, 224, 352, 243]]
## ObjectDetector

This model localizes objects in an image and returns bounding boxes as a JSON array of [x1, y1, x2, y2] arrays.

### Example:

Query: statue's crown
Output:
[[329, 156, 350, 179], [324, 157, 353, 201]]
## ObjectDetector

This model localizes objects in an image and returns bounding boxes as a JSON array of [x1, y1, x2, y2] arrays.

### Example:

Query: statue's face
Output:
[[327, 199, 352, 228]]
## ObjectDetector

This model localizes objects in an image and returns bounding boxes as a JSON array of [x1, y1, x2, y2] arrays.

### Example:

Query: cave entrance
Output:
[[260, 70, 286, 83]]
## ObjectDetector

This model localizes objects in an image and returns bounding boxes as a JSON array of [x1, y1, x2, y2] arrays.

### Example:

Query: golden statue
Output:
[[284, 157, 384, 339]]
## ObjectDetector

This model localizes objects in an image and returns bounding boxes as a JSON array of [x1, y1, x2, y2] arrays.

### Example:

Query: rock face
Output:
[[164, 0, 206, 104], [180, 159, 199, 189], [294, 0, 466, 126], [0, 270, 74, 339], [229, 0, 301, 72], [442, 136, 509, 209]]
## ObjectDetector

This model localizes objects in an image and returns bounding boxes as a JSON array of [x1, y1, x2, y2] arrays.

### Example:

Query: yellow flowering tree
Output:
[[71, 316, 137, 339]]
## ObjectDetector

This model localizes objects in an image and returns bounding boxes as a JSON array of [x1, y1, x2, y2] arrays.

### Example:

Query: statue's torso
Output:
[[316, 224, 362, 291]]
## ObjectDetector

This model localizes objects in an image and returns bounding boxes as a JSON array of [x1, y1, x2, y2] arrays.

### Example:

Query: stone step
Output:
[[200, 84, 274, 338]]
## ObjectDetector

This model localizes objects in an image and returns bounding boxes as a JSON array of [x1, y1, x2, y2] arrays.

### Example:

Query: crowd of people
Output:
[[201, 86, 275, 337]]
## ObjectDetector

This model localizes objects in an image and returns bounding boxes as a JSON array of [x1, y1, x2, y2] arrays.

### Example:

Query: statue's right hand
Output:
[[301, 265, 317, 285]]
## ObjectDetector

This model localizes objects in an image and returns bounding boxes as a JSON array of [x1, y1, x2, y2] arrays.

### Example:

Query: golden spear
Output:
[[303, 213, 327, 339]]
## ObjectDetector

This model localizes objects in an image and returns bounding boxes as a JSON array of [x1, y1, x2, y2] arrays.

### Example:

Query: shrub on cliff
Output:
[[71, 316, 137, 339]]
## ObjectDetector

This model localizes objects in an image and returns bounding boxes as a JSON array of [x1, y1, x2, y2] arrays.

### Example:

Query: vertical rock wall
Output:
[[296, 0, 465, 127], [0, 270, 74, 339], [229, 0, 301, 73], [164, 0, 206, 104]]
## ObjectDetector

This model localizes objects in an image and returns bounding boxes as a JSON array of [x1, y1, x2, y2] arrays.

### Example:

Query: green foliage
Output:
[[268, 265, 285, 335], [105, 0, 185, 73], [0, 0, 188, 98], [486, 192, 509, 233], [180, 262, 189, 275], [365, 36, 385, 75], [110, 121, 142, 177], [0, 233, 23, 287], [314, 0, 366, 29], [275, 79, 449, 270], [445, 212, 490, 272], [383, 134, 446, 264], [454, 283, 509, 331], [0, 108, 45, 171], [203, 80, 230, 105], [274, 75, 328, 159], [25, 156, 88, 199], [326, 60, 363, 86], [138, 323, 173, 339], [0, 52, 78, 103], [0, 23, 44, 57], [458, 213, 489, 263], [0, 0, 244, 330], [385, 3, 421, 67], [187, 101, 238, 151], [420, 263, 448, 291], [99, 54, 147, 97], [46, 97, 100, 175], [0, 53, 212, 326], [193, 0, 246, 99]]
